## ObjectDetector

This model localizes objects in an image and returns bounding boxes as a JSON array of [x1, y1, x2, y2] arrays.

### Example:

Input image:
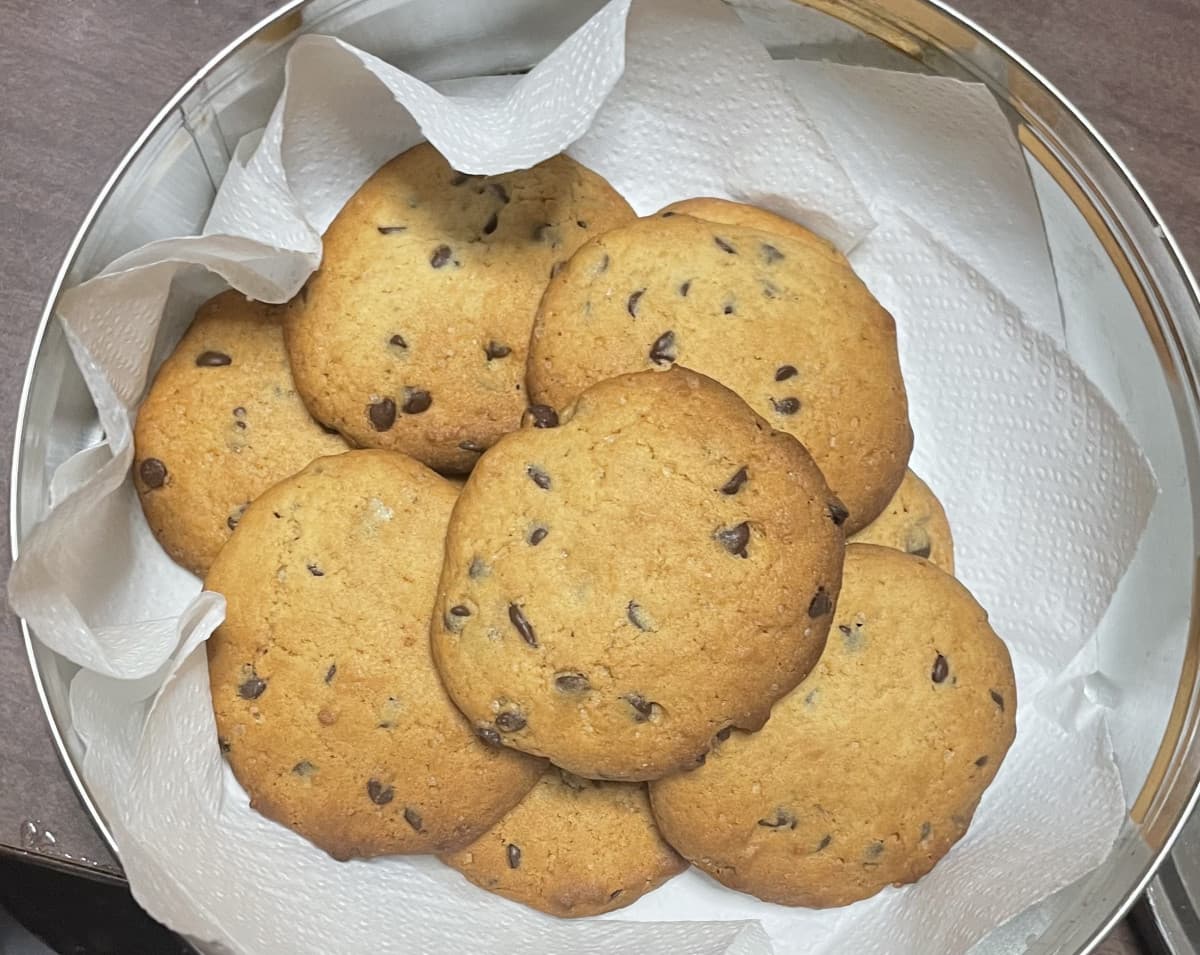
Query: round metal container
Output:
[[11, 1, 1200, 952]]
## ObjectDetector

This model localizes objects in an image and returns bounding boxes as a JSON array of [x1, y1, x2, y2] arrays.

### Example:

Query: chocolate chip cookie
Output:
[[285, 143, 636, 474], [527, 209, 912, 533], [134, 290, 348, 576], [649, 543, 1016, 908], [431, 367, 845, 781], [206, 450, 544, 860], [850, 468, 954, 572], [440, 767, 687, 917]]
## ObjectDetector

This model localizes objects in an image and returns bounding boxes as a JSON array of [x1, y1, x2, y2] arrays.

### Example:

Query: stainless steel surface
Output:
[[4, 2, 1200, 954]]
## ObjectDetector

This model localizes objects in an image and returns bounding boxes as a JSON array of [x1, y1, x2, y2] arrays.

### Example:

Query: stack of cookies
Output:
[[134, 142, 1016, 917]]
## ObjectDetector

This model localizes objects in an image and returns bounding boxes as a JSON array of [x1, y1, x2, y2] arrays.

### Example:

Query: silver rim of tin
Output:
[[10, 0, 1200, 949]]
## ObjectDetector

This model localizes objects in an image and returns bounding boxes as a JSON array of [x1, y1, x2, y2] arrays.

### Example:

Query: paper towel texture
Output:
[[8, 0, 1156, 951]]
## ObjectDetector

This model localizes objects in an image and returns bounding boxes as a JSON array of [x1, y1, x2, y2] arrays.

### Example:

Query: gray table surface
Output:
[[2, 0, 1195, 951]]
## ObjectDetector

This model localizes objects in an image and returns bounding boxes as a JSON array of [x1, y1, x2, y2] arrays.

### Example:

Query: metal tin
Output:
[[10, 1, 1200, 952]]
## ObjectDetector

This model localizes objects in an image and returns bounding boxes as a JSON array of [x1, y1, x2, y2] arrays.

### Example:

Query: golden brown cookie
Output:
[[650, 544, 1016, 908], [440, 767, 687, 917], [657, 196, 839, 258], [206, 450, 544, 860], [133, 290, 348, 576], [285, 143, 636, 473], [850, 469, 954, 573], [432, 368, 845, 781], [527, 211, 912, 533]]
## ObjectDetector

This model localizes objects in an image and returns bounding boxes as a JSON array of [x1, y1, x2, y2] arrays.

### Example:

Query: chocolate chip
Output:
[[719, 466, 748, 495], [523, 404, 559, 429], [484, 341, 511, 360], [475, 725, 502, 747], [139, 458, 167, 489], [722, 300, 736, 316], [555, 672, 589, 692], [775, 364, 798, 382], [508, 603, 539, 647], [389, 333, 408, 349], [649, 330, 677, 366], [575, 218, 589, 229], [482, 212, 499, 235], [532, 223, 560, 246], [624, 693, 656, 722], [526, 466, 551, 490], [233, 406, 246, 419], [932, 654, 949, 683], [402, 389, 432, 414], [715, 725, 733, 742], [377, 225, 407, 235], [459, 440, 485, 453], [905, 527, 932, 559], [196, 350, 231, 367], [368, 397, 396, 431], [714, 236, 737, 254], [866, 840, 885, 859], [450, 172, 471, 186], [989, 689, 1005, 711], [627, 289, 645, 317], [430, 245, 453, 268], [496, 709, 527, 732], [450, 605, 471, 618], [808, 587, 832, 618], [292, 760, 316, 777], [771, 396, 801, 415], [403, 807, 423, 831], [367, 779, 394, 805], [218, 737, 231, 754], [827, 499, 849, 526], [975, 755, 989, 767], [506, 843, 522, 868], [715, 522, 750, 558], [626, 601, 654, 632], [238, 674, 266, 700], [761, 243, 784, 264], [919, 822, 932, 841], [679, 280, 691, 297], [226, 502, 248, 532], [307, 563, 324, 577], [757, 809, 796, 829], [489, 183, 510, 203], [325, 664, 337, 684], [528, 526, 548, 546], [817, 834, 832, 851], [469, 557, 489, 579]]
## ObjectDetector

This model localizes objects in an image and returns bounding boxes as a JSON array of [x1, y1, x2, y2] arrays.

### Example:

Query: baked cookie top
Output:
[[440, 767, 686, 918], [432, 367, 845, 781], [134, 290, 348, 576], [649, 543, 1016, 908], [527, 210, 912, 532], [206, 450, 544, 860], [850, 468, 954, 573], [285, 143, 635, 473]]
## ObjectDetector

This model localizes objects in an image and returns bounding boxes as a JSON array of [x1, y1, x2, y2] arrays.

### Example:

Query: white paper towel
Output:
[[7, 0, 1158, 951]]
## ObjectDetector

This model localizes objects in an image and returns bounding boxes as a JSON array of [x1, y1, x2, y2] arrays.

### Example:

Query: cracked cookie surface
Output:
[[432, 368, 845, 781], [206, 450, 544, 860]]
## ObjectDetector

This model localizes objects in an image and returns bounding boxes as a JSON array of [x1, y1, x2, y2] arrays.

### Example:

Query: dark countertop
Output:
[[1, 1, 1193, 952]]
